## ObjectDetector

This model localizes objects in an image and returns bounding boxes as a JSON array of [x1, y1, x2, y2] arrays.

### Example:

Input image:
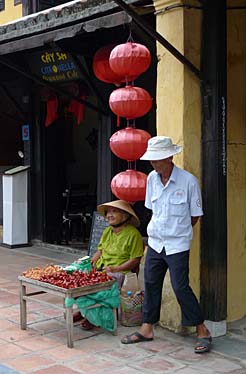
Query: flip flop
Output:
[[121, 331, 153, 344], [194, 336, 212, 353], [73, 311, 83, 323], [79, 319, 95, 330]]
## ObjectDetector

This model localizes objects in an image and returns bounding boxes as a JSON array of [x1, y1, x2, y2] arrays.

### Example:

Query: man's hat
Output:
[[97, 200, 140, 227], [140, 136, 182, 161]]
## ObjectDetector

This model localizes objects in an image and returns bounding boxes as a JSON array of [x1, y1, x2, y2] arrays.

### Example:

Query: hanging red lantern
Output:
[[110, 127, 151, 161], [92, 44, 124, 84], [111, 169, 147, 203], [109, 42, 151, 79], [92, 45, 138, 84], [109, 86, 152, 119]]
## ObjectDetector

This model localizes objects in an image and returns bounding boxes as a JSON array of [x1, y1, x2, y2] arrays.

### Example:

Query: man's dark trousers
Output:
[[143, 246, 204, 326]]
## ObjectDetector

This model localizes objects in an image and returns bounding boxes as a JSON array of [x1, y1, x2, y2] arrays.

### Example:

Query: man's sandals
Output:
[[194, 336, 212, 354], [121, 331, 212, 353], [121, 331, 153, 344]]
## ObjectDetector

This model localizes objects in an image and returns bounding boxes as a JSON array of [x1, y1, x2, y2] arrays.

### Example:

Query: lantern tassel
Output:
[[117, 115, 120, 127]]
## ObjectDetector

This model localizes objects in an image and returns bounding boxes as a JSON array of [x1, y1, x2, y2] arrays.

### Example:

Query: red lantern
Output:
[[92, 45, 124, 84], [109, 42, 151, 79], [111, 169, 147, 203], [92, 45, 138, 84], [109, 86, 152, 119], [110, 127, 151, 161]]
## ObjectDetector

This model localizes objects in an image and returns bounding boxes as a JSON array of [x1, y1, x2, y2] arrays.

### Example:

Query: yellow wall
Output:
[[154, 0, 246, 328], [0, 1, 22, 24], [154, 0, 202, 331], [227, 3, 246, 321]]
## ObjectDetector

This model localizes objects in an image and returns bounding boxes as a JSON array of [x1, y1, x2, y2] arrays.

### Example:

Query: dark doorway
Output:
[[2, 12, 157, 250]]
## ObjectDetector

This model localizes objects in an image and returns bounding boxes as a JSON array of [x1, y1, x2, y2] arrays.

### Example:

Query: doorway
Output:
[[42, 89, 99, 248]]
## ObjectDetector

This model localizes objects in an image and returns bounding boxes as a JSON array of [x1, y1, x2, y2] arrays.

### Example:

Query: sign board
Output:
[[88, 211, 109, 257], [22, 124, 30, 141], [28, 49, 82, 83]]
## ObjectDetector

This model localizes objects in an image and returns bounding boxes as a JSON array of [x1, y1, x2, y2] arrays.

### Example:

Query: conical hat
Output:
[[97, 200, 140, 227]]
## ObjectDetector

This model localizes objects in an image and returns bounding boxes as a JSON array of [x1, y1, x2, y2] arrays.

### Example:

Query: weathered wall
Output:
[[0, 2, 22, 24], [154, 0, 246, 329], [154, 0, 202, 331], [227, 2, 246, 321]]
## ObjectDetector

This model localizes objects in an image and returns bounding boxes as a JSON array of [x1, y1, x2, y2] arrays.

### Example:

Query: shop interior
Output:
[[0, 12, 157, 250]]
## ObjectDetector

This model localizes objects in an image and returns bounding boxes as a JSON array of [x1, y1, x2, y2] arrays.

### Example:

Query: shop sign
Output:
[[22, 124, 30, 141], [28, 50, 82, 82]]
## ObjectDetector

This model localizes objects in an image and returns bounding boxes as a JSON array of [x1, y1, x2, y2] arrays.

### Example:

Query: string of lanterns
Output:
[[93, 40, 152, 203]]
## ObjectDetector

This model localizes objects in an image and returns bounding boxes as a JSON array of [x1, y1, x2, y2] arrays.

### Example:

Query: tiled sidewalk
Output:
[[0, 245, 245, 374]]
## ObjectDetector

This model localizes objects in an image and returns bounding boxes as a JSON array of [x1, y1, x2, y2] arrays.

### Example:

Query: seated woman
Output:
[[74, 199, 144, 329]]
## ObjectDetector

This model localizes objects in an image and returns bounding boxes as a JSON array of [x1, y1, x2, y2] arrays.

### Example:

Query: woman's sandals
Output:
[[79, 319, 95, 330]]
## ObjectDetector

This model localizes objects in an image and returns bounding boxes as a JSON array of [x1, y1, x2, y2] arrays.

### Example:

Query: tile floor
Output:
[[0, 244, 245, 373]]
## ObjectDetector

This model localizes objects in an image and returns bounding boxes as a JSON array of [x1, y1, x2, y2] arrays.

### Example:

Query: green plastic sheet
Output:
[[65, 283, 120, 332]]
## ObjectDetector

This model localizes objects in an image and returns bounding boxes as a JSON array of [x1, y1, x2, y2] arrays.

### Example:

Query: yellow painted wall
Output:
[[0, 1, 22, 24], [154, 0, 246, 328], [154, 0, 202, 331], [227, 2, 246, 321]]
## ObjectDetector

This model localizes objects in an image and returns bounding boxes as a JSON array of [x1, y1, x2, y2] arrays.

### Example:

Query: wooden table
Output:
[[18, 276, 117, 348]]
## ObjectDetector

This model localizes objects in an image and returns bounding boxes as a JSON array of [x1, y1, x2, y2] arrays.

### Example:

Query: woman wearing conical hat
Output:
[[74, 199, 144, 329], [93, 199, 143, 274]]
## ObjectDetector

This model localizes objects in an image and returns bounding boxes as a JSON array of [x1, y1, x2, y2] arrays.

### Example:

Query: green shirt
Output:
[[96, 224, 143, 273]]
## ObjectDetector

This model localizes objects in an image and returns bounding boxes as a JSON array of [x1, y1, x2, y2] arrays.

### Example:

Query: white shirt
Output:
[[145, 165, 203, 255]]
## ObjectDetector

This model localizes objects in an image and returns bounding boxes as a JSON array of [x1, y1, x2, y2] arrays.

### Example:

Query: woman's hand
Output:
[[91, 250, 102, 266], [103, 258, 141, 274], [103, 265, 119, 273]]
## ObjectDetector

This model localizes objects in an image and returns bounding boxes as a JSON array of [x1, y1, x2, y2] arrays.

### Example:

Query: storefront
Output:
[[0, 0, 245, 334], [0, 0, 156, 245]]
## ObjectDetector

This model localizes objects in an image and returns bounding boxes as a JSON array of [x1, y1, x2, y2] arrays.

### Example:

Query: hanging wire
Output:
[[128, 160, 136, 170], [127, 120, 136, 128], [127, 24, 134, 43]]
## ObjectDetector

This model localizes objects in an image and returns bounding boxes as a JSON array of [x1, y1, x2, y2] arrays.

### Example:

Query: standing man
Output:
[[121, 136, 212, 353]]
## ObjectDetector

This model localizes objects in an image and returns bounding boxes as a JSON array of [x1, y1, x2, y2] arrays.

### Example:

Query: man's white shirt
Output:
[[145, 165, 203, 255]]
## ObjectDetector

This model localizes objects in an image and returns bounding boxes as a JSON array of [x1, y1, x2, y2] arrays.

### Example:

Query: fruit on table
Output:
[[39, 268, 113, 289], [22, 264, 62, 280]]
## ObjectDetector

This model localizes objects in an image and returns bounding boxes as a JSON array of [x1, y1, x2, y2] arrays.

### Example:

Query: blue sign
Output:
[[22, 124, 30, 141]]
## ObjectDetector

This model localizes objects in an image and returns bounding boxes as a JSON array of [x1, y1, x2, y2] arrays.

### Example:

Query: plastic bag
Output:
[[120, 273, 143, 327], [120, 291, 144, 327], [121, 272, 140, 296], [63, 256, 92, 273]]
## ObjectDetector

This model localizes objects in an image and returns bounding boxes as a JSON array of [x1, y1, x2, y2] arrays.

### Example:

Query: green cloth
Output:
[[65, 283, 119, 332], [96, 224, 143, 273]]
